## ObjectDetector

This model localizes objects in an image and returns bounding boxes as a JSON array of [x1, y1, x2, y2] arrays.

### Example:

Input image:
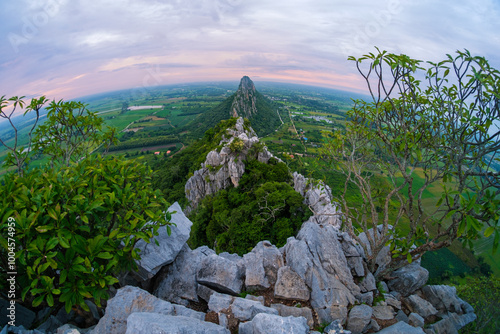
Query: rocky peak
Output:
[[184, 117, 278, 214], [230, 76, 258, 118]]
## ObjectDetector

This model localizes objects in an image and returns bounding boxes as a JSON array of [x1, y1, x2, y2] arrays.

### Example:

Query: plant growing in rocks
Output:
[[323, 49, 500, 277]]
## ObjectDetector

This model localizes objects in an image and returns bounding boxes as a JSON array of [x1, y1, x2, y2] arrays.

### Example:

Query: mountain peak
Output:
[[231, 76, 257, 118]]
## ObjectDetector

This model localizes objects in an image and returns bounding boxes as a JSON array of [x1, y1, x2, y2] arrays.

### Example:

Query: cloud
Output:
[[0, 0, 499, 100]]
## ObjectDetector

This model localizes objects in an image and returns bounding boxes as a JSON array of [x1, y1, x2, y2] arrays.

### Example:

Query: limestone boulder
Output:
[[238, 313, 309, 334], [154, 245, 215, 305], [421, 285, 472, 315], [125, 313, 229, 334], [404, 294, 438, 319], [274, 266, 310, 301], [284, 220, 360, 324], [243, 241, 284, 291], [346, 304, 373, 334], [197, 254, 245, 295], [270, 304, 314, 328], [375, 321, 426, 333], [92, 286, 174, 334], [134, 202, 192, 280], [386, 262, 429, 297]]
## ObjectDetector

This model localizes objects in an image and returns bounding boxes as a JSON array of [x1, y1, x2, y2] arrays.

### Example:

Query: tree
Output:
[[323, 49, 500, 277], [0, 97, 171, 313], [33, 100, 116, 167], [0, 95, 48, 176]]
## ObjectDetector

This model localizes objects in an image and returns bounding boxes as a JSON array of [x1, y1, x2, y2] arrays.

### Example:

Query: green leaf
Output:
[[407, 253, 412, 263], [46, 293, 54, 307], [59, 235, 70, 248], [484, 226, 495, 238], [36, 225, 54, 233], [144, 209, 155, 219], [97, 252, 113, 259], [32, 295, 45, 307]]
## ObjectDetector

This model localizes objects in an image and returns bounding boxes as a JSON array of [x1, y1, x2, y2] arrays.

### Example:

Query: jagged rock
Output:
[[274, 266, 310, 301], [270, 304, 314, 328], [197, 284, 217, 303], [347, 257, 365, 277], [230, 76, 258, 118], [185, 117, 280, 213], [323, 319, 351, 334], [359, 292, 374, 306], [244, 241, 284, 291], [231, 297, 278, 321], [37, 315, 63, 333], [395, 309, 409, 323], [359, 271, 376, 292], [57, 324, 82, 334], [125, 313, 229, 334], [134, 202, 192, 280], [375, 321, 426, 333], [0, 299, 36, 329], [383, 293, 402, 309], [284, 220, 360, 324], [421, 285, 470, 315], [409, 313, 425, 328], [92, 286, 177, 334], [386, 262, 429, 297], [372, 305, 395, 320], [197, 254, 245, 295], [238, 313, 309, 334], [368, 319, 380, 332], [379, 281, 389, 294], [245, 295, 265, 304], [428, 312, 477, 334], [154, 245, 215, 305], [292, 172, 341, 228], [208, 293, 277, 323], [404, 294, 438, 318], [208, 293, 234, 313], [346, 304, 373, 334]]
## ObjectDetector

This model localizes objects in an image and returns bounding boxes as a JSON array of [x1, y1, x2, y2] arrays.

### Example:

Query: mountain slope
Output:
[[188, 76, 281, 138]]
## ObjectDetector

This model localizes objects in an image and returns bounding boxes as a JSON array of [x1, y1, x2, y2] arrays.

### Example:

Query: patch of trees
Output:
[[108, 135, 178, 152], [189, 159, 312, 255]]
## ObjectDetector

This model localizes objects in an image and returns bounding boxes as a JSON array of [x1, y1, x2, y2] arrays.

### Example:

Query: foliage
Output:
[[323, 49, 500, 276], [151, 118, 241, 206], [189, 159, 311, 254], [229, 137, 245, 152], [0, 155, 170, 313], [454, 275, 500, 333], [107, 135, 178, 152], [33, 99, 116, 167], [0, 95, 48, 175]]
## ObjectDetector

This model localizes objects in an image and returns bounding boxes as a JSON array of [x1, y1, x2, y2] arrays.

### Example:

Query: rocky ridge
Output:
[[184, 117, 277, 214], [183, 117, 341, 228], [4, 201, 476, 334], [230, 76, 258, 118]]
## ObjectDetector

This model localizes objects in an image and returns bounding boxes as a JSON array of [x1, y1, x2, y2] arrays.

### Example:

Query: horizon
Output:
[[1, 1, 500, 103]]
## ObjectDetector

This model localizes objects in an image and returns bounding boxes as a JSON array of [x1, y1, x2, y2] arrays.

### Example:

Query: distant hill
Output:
[[188, 76, 281, 138]]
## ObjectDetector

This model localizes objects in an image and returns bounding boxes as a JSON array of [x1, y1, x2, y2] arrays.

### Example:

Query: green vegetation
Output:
[[454, 275, 500, 333], [323, 49, 500, 276], [189, 159, 312, 255], [0, 96, 171, 314]]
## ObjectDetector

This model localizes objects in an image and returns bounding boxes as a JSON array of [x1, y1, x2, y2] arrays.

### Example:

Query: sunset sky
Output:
[[1, 0, 499, 101]]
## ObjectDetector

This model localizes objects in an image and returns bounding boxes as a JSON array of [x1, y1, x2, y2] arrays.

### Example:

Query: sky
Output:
[[1, 0, 500, 102]]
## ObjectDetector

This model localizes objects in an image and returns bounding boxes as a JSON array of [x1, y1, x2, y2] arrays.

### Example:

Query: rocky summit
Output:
[[230, 76, 258, 118]]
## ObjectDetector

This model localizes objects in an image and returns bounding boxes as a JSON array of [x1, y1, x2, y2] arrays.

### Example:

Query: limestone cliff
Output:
[[184, 117, 278, 214], [230, 76, 258, 118]]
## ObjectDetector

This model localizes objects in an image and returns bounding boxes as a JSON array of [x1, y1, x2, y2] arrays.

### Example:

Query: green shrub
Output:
[[0, 155, 171, 313]]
